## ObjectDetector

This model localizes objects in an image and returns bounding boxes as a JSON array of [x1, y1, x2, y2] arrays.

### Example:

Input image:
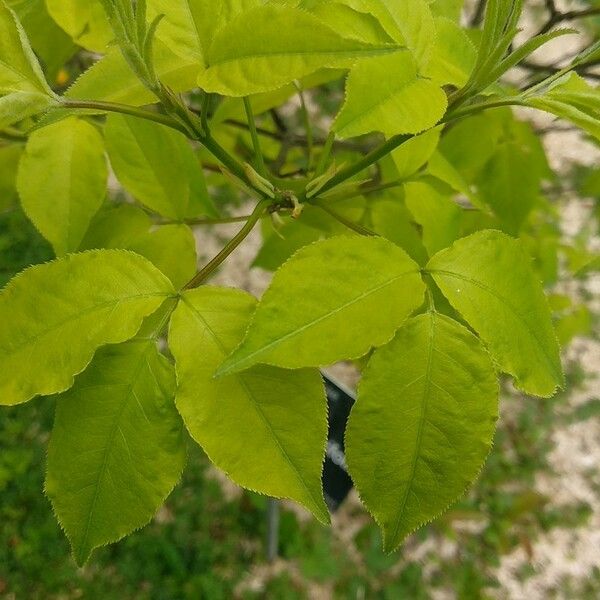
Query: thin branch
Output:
[[537, 5, 600, 35], [470, 0, 487, 26], [223, 118, 370, 152], [61, 99, 188, 134], [314, 202, 377, 237], [519, 58, 600, 82], [295, 81, 314, 171], [183, 200, 270, 289]]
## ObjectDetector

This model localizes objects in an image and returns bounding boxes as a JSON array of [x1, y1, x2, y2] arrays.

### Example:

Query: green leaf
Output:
[[217, 236, 426, 376], [0, 250, 174, 406], [6, 0, 76, 81], [197, 4, 400, 96], [0, 90, 56, 128], [309, 1, 395, 45], [147, 0, 259, 65], [66, 43, 199, 106], [169, 286, 329, 522], [403, 179, 461, 256], [346, 311, 498, 551], [80, 204, 152, 249], [0, 0, 56, 125], [369, 194, 429, 265], [45, 0, 112, 51], [17, 117, 108, 256], [427, 230, 564, 397], [0, 0, 52, 95], [253, 219, 323, 272], [391, 128, 440, 179], [342, 0, 435, 66], [46, 340, 186, 565], [80, 205, 197, 288], [334, 52, 448, 139], [127, 225, 197, 289], [105, 114, 215, 220], [525, 73, 600, 141], [475, 140, 541, 233], [424, 17, 477, 87]]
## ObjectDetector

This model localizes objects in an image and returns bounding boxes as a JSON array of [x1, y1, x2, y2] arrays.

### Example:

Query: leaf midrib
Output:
[[208, 44, 401, 69], [77, 342, 154, 561], [389, 312, 436, 546]]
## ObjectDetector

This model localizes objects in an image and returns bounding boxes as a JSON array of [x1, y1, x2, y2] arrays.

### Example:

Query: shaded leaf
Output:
[[46, 340, 186, 565], [346, 311, 498, 551]]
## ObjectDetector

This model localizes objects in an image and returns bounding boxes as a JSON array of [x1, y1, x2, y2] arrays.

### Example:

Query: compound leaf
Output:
[[217, 236, 426, 376], [46, 340, 186, 565], [169, 287, 329, 522], [0, 250, 174, 406], [17, 117, 108, 256], [427, 230, 564, 396], [346, 311, 498, 551]]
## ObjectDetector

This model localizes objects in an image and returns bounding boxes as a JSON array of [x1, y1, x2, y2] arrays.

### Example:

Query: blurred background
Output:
[[1, 0, 600, 598]]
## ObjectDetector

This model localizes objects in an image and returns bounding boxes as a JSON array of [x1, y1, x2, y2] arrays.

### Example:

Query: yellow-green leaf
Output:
[[334, 52, 448, 139], [17, 117, 108, 256], [169, 286, 329, 522], [217, 236, 426, 375], [427, 230, 564, 397], [0, 250, 174, 406], [198, 4, 400, 96]]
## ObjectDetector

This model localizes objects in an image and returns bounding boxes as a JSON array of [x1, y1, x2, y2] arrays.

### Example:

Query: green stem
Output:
[[243, 97, 267, 176], [295, 81, 314, 171], [201, 134, 268, 197], [315, 202, 378, 237], [315, 131, 336, 177], [310, 134, 411, 198], [64, 97, 268, 199], [61, 99, 188, 134], [0, 127, 27, 142], [444, 97, 526, 120], [324, 179, 405, 202], [183, 199, 270, 290], [309, 97, 526, 200], [163, 214, 260, 226]]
